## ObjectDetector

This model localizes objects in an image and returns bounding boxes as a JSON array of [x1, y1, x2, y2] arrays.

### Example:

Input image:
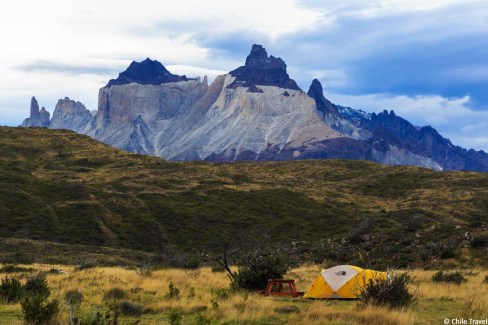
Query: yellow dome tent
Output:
[[304, 265, 386, 299]]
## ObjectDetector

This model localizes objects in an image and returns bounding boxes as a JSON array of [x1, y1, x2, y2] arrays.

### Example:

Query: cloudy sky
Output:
[[1, 0, 487, 150]]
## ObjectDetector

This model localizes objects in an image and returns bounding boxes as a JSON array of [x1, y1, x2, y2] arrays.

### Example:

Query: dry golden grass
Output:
[[0, 264, 487, 324]]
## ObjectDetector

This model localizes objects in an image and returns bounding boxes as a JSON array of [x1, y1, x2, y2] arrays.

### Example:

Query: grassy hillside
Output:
[[0, 126, 487, 267]]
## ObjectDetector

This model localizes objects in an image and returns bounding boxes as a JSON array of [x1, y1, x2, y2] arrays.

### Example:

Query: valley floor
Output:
[[0, 264, 487, 324]]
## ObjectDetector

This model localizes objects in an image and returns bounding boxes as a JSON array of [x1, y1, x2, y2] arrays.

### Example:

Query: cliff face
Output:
[[50, 97, 92, 132], [20, 45, 488, 172]]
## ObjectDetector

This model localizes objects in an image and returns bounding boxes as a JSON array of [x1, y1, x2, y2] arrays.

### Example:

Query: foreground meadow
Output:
[[0, 264, 487, 324]]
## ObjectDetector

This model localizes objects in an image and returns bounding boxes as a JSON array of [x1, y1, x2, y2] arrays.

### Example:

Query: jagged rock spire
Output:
[[21, 96, 50, 127], [227, 44, 301, 91], [30, 96, 40, 120], [307, 79, 340, 117]]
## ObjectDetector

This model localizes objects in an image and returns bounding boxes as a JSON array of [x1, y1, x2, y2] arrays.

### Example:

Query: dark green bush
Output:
[[483, 275, 488, 284], [165, 282, 180, 299], [185, 255, 201, 269], [194, 313, 211, 325], [21, 296, 59, 325], [211, 288, 230, 300], [0, 276, 24, 303], [85, 311, 118, 325], [210, 264, 226, 273], [24, 277, 50, 300], [0, 265, 33, 273], [103, 287, 125, 301], [347, 219, 375, 244], [48, 269, 64, 275], [75, 261, 95, 271], [168, 309, 183, 325], [401, 215, 424, 232], [432, 242, 456, 259], [432, 271, 467, 285], [357, 272, 416, 309], [471, 235, 488, 248], [115, 300, 143, 317], [233, 255, 289, 291]]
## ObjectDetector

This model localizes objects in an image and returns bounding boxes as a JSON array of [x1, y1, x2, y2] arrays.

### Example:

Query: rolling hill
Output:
[[0, 126, 487, 267]]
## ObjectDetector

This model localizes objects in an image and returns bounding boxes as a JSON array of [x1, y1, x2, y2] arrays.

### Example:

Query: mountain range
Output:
[[21, 44, 488, 172]]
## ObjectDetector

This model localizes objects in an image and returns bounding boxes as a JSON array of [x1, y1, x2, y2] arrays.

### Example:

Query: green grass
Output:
[[0, 126, 487, 266]]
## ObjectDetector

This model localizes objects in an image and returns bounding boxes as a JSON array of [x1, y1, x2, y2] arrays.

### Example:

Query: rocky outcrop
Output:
[[106, 58, 189, 87], [227, 44, 300, 91], [50, 97, 92, 132], [19, 44, 488, 172], [21, 97, 50, 127], [307, 79, 339, 117]]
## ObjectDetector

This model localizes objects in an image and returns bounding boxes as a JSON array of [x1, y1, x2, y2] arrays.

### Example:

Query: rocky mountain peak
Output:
[[30, 96, 40, 118], [21, 96, 49, 127], [39, 107, 50, 125], [227, 44, 301, 91], [245, 44, 269, 66], [105, 58, 190, 88], [50, 97, 92, 132], [307, 79, 340, 116]]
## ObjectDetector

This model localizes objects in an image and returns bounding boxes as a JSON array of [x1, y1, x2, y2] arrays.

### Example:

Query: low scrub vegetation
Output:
[[1, 127, 488, 269], [357, 271, 417, 309], [432, 271, 467, 285], [0, 264, 486, 324]]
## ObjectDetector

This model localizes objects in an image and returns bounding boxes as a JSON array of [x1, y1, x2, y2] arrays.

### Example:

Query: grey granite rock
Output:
[[49, 97, 92, 132]]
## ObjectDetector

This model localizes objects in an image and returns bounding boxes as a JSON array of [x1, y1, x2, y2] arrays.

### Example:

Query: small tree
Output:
[[203, 235, 292, 291], [233, 250, 290, 290], [21, 296, 59, 325], [21, 276, 59, 325]]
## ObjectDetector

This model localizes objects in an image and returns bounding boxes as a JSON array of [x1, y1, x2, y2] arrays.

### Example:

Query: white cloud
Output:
[[0, 0, 323, 125], [166, 65, 227, 83], [306, 0, 484, 18]]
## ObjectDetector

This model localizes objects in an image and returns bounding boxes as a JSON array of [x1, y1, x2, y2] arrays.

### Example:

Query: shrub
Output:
[[357, 271, 416, 309], [401, 215, 423, 232], [233, 255, 289, 291], [484, 275, 488, 284], [21, 296, 59, 325], [194, 313, 211, 325], [168, 309, 183, 325], [211, 288, 230, 300], [185, 255, 201, 269], [21, 275, 59, 324], [84, 311, 118, 325], [432, 271, 467, 285], [103, 287, 126, 301], [432, 242, 456, 259], [471, 235, 488, 248], [24, 277, 50, 300], [347, 219, 375, 244], [75, 261, 95, 271], [165, 282, 180, 299], [48, 269, 64, 275], [115, 301, 143, 317], [0, 265, 34, 273], [0, 276, 24, 304]]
